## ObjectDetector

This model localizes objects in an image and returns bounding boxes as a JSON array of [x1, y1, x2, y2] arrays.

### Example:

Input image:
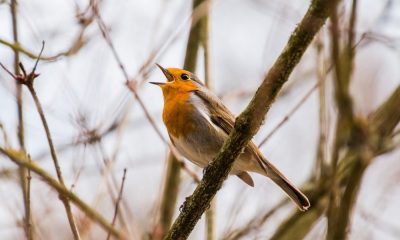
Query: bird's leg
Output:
[[202, 162, 213, 175], [202, 166, 207, 175]]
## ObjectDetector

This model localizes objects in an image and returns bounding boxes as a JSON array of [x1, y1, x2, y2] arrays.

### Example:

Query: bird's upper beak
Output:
[[149, 81, 165, 86], [149, 64, 174, 87]]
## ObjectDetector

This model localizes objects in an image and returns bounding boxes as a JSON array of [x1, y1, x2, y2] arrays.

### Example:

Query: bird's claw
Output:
[[202, 163, 212, 175], [179, 196, 191, 212]]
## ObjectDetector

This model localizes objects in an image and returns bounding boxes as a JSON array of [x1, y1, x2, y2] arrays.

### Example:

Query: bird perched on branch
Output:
[[150, 64, 310, 211]]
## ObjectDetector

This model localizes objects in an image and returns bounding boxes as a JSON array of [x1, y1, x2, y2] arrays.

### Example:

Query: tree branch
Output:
[[165, 0, 338, 239]]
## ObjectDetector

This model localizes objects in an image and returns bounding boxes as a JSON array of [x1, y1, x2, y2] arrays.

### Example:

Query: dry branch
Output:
[[0, 148, 123, 239], [107, 168, 127, 240]]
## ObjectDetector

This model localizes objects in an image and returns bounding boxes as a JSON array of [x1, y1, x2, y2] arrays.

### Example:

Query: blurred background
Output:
[[0, 0, 399, 239]]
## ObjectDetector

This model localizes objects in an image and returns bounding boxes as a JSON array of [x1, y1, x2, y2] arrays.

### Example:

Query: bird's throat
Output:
[[162, 92, 196, 138]]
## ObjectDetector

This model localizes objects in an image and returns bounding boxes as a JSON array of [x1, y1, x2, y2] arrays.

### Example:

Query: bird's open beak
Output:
[[149, 81, 165, 86], [156, 63, 174, 82]]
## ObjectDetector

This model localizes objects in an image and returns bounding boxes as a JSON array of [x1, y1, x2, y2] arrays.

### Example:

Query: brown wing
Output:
[[194, 89, 266, 171], [195, 89, 281, 168], [194, 89, 262, 155], [194, 90, 257, 186], [195, 89, 310, 210], [194, 90, 235, 134]]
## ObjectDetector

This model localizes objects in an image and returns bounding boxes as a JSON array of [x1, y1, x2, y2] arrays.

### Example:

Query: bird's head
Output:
[[150, 64, 203, 96]]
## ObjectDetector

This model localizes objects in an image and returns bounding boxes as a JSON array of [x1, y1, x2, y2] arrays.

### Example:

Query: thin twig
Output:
[[106, 169, 127, 240], [257, 26, 369, 148], [258, 83, 318, 148], [134, 0, 214, 86], [222, 199, 289, 240], [91, 4, 202, 238], [96, 142, 133, 237], [0, 123, 10, 147], [90, 1, 165, 148], [0, 6, 94, 61], [89, 0, 199, 181], [1, 42, 81, 239], [27, 81, 81, 240]]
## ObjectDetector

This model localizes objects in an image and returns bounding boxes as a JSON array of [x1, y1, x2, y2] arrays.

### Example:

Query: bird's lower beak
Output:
[[149, 82, 165, 86], [156, 63, 174, 82]]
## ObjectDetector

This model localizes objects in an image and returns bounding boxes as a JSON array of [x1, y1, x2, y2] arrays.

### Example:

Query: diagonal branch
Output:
[[165, 0, 339, 239], [106, 168, 127, 240], [0, 147, 122, 239]]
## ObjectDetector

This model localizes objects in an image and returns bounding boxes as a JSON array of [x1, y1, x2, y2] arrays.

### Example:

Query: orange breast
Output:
[[162, 91, 196, 138]]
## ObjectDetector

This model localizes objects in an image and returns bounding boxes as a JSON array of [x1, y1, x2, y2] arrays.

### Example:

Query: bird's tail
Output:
[[259, 157, 310, 211]]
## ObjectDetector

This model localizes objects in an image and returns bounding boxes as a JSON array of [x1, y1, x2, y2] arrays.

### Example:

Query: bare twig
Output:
[[106, 169, 127, 240], [96, 142, 133, 237], [26, 59, 81, 240], [133, 0, 213, 86], [0, 5, 94, 61], [0, 123, 10, 147], [258, 83, 318, 148], [1, 43, 81, 239], [223, 199, 289, 240], [89, 0, 172, 152]]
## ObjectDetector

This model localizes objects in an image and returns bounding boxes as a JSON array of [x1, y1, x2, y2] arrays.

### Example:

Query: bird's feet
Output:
[[179, 196, 191, 212], [202, 162, 213, 175]]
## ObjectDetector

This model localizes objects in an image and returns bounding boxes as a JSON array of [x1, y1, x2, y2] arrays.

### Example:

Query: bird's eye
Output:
[[181, 74, 190, 80]]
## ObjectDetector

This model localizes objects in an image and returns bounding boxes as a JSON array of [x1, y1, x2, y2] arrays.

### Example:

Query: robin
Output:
[[150, 64, 310, 211]]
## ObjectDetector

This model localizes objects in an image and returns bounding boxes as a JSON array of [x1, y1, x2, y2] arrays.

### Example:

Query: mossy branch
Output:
[[164, 0, 338, 239]]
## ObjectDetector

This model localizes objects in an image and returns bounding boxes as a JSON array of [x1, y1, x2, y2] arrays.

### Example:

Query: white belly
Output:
[[171, 135, 212, 167]]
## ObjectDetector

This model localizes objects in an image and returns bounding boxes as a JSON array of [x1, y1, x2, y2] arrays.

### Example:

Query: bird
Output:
[[150, 64, 310, 211]]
